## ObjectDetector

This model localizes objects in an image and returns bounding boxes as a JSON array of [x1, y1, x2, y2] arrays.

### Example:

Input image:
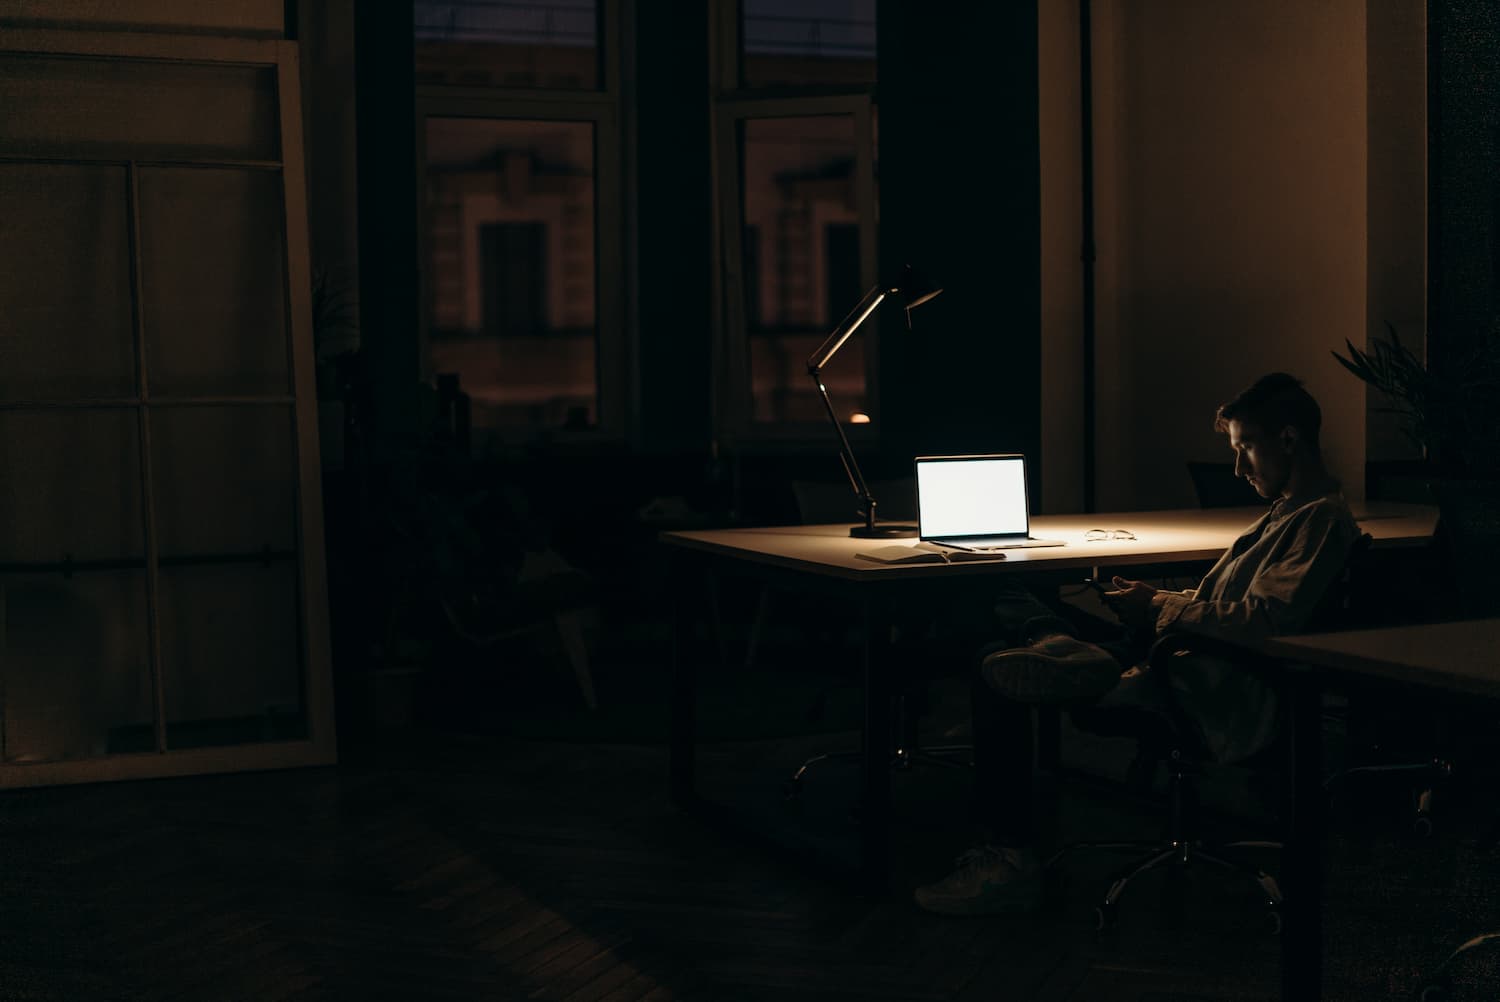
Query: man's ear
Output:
[[1280, 425, 1299, 454]]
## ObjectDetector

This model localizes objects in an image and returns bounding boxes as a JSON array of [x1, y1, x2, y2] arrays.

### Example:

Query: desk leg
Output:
[[670, 555, 697, 807], [1282, 668, 1324, 1000], [860, 598, 893, 889]]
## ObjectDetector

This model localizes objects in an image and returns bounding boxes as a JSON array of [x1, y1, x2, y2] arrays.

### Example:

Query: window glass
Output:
[[157, 562, 304, 750], [740, 115, 863, 424], [415, 0, 600, 90], [139, 167, 289, 398], [0, 164, 135, 401], [741, 0, 875, 88], [423, 117, 598, 431]]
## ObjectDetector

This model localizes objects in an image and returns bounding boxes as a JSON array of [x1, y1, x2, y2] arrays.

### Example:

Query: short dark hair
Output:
[[1214, 372, 1322, 447]]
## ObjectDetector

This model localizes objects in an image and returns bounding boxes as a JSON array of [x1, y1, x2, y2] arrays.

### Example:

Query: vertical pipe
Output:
[[1079, 0, 1098, 513]]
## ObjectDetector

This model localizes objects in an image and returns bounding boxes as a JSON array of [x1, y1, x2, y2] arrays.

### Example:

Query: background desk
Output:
[[1258, 617, 1500, 1001], [660, 502, 1437, 888]]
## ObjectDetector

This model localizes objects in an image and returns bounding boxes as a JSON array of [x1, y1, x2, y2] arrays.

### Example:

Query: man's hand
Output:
[[1102, 575, 1161, 631]]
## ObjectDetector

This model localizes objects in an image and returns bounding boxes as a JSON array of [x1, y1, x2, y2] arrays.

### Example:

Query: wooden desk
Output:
[[659, 502, 1437, 888], [1255, 618, 1500, 1001]]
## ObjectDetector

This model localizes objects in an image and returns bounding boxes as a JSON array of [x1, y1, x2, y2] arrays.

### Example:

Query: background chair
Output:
[[1319, 487, 1500, 838], [1186, 460, 1266, 509], [1050, 532, 1373, 932], [778, 476, 979, 800]]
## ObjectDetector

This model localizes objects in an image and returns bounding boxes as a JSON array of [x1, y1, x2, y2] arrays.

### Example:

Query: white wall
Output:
[[1069, 0, 1373, 511]]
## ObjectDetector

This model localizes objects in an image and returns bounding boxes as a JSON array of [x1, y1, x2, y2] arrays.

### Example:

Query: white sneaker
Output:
[[913, 845, 1043, 916]]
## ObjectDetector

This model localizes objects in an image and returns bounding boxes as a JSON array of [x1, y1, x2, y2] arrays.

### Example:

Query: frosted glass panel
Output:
[[0, 55, 278, 162], [150, 406, 297, 556], [0, 163, 136, 400], [157, 563, 304, 750], [138, 167, 290, 397], [1, 573, 153, 763], [0, 410, 143, 564]]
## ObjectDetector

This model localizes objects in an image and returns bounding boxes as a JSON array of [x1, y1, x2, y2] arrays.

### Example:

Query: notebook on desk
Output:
[[914, 453, 1066, 551]]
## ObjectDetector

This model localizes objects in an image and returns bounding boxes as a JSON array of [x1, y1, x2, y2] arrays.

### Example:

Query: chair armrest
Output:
[[1148, 630, 1301, 696], [1150, 630, 1271, 667]]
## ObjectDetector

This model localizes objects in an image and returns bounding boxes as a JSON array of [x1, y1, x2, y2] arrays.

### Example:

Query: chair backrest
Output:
[[1302, 531, 1376, 633], [790, 476, 917, 524], [1428, 479, 1500, 618], [1186, 460, 1266, 509]]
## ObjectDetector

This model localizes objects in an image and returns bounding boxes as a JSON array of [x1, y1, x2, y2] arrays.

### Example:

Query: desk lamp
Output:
[[807, 264, 943, 538]]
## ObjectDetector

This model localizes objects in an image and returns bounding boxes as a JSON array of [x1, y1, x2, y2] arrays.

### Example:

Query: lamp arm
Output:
[[810, 366, 878, 530], [807, 285, 890, 373], [807, 283, 892, 532]]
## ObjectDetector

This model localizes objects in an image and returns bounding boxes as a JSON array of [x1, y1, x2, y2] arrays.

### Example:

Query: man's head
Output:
[[1214, 372, 1324, 499]]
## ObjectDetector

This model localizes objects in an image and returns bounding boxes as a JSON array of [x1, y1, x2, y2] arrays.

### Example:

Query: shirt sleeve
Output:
[[1153, 502, 1356, 643]]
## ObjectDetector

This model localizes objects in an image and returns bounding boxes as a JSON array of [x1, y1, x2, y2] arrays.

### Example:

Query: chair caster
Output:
[[1094, 902, 1118, 932], [1414, 787, 1436, 837], [1264, 906, 1283, 937], [1417, 976, 1450, 1001]]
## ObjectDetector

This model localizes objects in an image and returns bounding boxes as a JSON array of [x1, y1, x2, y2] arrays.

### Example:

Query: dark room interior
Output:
[[2, 1, 1499, 999]]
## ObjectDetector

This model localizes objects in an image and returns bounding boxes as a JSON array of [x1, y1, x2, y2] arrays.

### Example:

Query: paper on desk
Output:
[[855, 543, 1006, 564]]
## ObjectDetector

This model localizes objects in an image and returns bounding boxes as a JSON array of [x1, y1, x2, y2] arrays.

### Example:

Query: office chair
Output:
[[1319, 486, 1500, 839], [1049, 532, 1372, 932], [1410, 482, 1500, 1001], [742, 476, 917, 672], [779, 475, 978, 801]]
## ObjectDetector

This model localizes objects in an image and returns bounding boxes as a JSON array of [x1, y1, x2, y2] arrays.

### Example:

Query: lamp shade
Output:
[[893, 264, 943, 313]]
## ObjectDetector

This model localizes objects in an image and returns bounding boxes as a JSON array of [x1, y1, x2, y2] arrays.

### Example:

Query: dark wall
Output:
[[875, 1, 1043, 489], [1429, 0, 1500, 371], [353, 2, 420, 441], [633, 2, 714, 457]]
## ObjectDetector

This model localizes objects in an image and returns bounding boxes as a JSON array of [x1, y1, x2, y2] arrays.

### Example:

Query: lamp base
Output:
[[849, 524, 919, 539]]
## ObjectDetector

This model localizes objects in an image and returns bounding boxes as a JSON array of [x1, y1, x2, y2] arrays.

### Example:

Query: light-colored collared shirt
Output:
[[1117, 483, 1361, 763]]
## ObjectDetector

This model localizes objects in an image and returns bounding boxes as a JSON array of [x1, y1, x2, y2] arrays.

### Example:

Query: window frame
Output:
[[413, 2, 626, 445], [712, 91, 878, 446]]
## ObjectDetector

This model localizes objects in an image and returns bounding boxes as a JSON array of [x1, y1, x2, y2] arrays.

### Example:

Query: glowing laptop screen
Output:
[[915, 454, 1030, 541]]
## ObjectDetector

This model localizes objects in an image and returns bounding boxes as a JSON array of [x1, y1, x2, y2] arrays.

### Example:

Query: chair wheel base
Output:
[[1417, 977, 1450, 1002]]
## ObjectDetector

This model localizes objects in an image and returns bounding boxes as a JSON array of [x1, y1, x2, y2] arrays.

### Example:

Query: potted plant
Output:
[[1331, 319, 1500, 615], [1331, 319, 1500, 479]]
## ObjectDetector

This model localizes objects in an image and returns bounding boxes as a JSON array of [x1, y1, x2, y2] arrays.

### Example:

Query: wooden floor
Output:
[[4, 622, 1500, 1001]]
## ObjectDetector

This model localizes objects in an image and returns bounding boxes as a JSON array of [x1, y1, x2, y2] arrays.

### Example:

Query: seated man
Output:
[[915, 371, 1361, 916]]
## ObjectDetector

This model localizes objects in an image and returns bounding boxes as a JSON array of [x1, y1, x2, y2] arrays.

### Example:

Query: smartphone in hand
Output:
[[1083, 577, 1116, 596]]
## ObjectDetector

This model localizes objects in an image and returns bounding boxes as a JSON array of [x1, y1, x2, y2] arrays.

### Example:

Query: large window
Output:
[[415, 1, 622, 440], [715, 2, 877, 440]]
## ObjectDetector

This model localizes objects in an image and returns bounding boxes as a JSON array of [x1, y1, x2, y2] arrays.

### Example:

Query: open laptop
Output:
[[914, 453, 1065, 551]]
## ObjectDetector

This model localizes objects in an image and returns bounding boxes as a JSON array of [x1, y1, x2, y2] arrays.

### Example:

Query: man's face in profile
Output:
[[1226, 419, 1292, 499]]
